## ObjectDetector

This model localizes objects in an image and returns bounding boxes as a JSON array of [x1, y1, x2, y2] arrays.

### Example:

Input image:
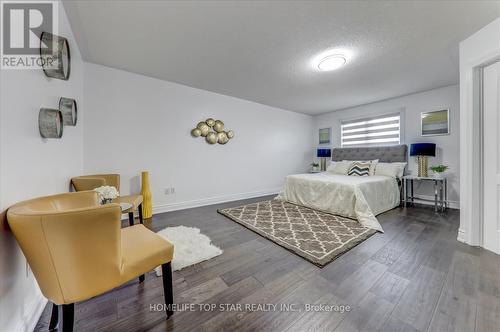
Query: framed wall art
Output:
[[421, 109, 449, 136], [318, 127, 331, 145]]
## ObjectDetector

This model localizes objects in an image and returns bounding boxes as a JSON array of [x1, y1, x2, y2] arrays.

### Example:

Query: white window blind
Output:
[[341, 113, 401, 147]]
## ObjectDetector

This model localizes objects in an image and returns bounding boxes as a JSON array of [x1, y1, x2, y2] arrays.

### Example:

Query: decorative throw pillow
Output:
[[343, 159, 378, 175], [375, 162, 407, 178], [326, 161, 353, 175], [348, 162, 371, 176]]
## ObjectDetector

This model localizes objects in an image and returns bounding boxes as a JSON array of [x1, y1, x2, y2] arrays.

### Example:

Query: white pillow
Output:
[[375, 162, 407, 178], [343, 159, 379, 176], [327, 161, 353, 175]]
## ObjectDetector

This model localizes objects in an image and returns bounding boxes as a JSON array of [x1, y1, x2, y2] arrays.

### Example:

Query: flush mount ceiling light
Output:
[[317, 54, 347, 71], [311, 48, 353, 72]]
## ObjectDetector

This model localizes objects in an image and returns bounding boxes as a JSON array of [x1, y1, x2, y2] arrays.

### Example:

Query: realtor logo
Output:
[[1, 0, 58, 69]]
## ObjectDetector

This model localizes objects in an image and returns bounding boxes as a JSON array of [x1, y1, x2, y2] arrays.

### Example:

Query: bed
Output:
[[276, 145, 408, 232]]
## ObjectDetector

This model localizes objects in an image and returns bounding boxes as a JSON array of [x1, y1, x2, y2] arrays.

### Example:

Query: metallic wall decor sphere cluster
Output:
[[191, 118, 234, 145]]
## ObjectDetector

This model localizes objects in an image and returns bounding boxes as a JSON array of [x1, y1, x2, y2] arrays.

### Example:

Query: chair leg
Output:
[[161, 262, 174, 318], [138, 203, 144, 224], [128, 212, 134, 226], [48, 303, 58, 330], [61, 303, 74, 332]]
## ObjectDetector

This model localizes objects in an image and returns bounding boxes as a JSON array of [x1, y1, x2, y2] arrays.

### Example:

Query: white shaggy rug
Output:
[[155, 226, 223, 275]]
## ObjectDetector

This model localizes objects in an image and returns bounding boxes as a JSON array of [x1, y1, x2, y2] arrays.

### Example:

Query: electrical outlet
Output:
[[164, 187, 176, 195]]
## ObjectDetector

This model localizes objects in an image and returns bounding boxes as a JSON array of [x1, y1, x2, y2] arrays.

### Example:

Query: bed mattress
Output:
[[275, 173, 400, 232]]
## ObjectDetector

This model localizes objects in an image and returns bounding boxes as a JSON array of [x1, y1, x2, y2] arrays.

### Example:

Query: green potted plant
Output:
[[311, 162, 320, 173], [430, 165, 448, 179]]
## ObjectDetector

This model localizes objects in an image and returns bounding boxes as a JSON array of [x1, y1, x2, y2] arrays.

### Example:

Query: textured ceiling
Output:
[[63, 0, 500, 115]]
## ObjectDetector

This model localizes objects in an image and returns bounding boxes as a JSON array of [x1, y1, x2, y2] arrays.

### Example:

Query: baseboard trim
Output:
[[9, 289, 47, 332], [152, 187, 282, 215], [30, 296, 47, 332], [140, 191, 459, 215], [409, 194, 460, 209], [457, 228, 467, 243]]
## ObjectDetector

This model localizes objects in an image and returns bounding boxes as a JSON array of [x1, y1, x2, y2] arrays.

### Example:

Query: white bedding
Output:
[[275, 173, 400, 232]]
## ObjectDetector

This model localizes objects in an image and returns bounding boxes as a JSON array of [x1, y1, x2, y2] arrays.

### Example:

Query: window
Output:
[[341, 113, 401, 147]]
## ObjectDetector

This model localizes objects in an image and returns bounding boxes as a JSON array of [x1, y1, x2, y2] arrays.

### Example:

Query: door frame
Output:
[[482, 62, 500, 252], [459, 18, 500, 247]]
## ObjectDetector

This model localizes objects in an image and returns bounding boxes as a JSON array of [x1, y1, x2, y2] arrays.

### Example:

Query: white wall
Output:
[[313, 85, 460, 208], [459, 17, 500, 245], [83, 63, 314, 212], [0, 1, 84, 331]]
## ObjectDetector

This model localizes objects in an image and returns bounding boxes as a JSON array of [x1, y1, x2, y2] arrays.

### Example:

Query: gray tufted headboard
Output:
[[331, 144, 408, 163]]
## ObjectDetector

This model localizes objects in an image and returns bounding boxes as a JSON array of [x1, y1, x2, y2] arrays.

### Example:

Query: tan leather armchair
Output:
[[71, 174, 144, 226], [7, 191, 174, 331]]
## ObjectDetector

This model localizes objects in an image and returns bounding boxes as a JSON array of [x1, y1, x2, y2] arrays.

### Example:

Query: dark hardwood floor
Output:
[[35, 196, 500, 332]]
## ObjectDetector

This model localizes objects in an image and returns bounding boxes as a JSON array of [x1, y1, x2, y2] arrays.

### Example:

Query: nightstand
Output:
[[402, 175, 447, 212]]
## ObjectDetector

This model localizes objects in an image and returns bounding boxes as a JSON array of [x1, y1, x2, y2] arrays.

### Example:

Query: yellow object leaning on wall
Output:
[[141, 171, 153, 219]]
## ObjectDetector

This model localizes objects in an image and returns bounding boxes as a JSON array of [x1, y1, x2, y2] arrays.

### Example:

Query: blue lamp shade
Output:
[[317, 148, 332, 158], [410, 143, 436, 157]]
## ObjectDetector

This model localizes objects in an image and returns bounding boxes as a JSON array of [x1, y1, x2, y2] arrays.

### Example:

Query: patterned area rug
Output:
[[218, 200, 376, 267]]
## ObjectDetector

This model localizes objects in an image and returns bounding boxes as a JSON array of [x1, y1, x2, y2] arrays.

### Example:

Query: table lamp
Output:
[[410, 143, 436, 177], [317, 148, 332, 171]]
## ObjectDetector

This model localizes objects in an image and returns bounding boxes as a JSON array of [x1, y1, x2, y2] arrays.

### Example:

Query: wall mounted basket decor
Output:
[[191, 118, 234, 145], [39, 108, 63, 138], [40, 32, 71, 80], [59, 97, 77, 126]]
